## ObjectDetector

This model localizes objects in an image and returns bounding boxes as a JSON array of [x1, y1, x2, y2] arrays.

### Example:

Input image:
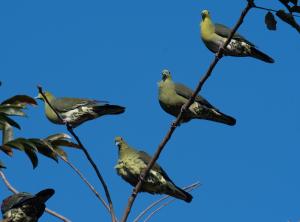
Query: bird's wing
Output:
[[137, 151, 173, 182], [175, 83, 214, 109], [215, 23, 254, 46], [52, 98, 108, 112], [1, 193, 33, 213]]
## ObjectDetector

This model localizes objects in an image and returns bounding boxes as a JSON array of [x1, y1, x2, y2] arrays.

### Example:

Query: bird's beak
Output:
[[35, 95, 42, 100], [115, 141, 120, 146]]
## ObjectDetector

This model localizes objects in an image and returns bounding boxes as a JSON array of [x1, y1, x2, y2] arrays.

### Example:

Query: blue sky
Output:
[[1, 1, 300, 221]]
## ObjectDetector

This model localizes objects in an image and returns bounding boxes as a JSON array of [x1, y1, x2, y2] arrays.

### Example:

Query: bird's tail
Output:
[[168, 185, 193, 203], [34, 189, 55, 203], [204, 109, 236, 126], [250, 47, 274, 63], [93, 104, 125, 116]]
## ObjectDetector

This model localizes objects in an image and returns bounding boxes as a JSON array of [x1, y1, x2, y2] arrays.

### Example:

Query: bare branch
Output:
[[49, 148, 110, 212], [120, 1, 254, 221], [37, 86, 117, 222], [133, 182, 201, 222], [0, 170, 71, 222], [143, 182, 200, 222], [254, 5, 300, 17]]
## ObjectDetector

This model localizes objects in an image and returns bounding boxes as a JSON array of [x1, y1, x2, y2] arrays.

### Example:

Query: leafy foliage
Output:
[[276, 10, 300, 32], [0, 159, 6, 168], [265, 12, 277, 30], [0, 133, 80, 168], [263, 1, 300, 33], [0, 95, 37, 167]]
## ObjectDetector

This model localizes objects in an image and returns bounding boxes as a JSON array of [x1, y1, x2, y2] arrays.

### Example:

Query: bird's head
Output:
[[115, 136, 124, 148], [201, 10, 210, 21], [161, 69, 172, 81], [35, 91, 54, 101]]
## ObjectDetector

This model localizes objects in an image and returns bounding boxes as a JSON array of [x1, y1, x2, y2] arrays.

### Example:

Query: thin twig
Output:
[[0, 170, 71, 222], [143, 183, 201, 222], [254, 5, 300, 17], [143, 199, 174, 222], [120, 1, 254, 221], [48, 147, 110, 212], [37, 86, 117, 222], [133, 182, 201, 222]]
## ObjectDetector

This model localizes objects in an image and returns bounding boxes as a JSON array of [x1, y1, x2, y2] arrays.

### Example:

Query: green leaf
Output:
[[276, 10, 300, 33], [0, 105, 26, 116], [1, 95, 37, 106], [23, 143, 38, 169], [45, 133, 71, 141], [0, 113, 21, 130], [5, 138, 27, 151], [0, 145, 14, 156], [290, 5, 300, 13], [0, 160, 6, 168], [29, 139, 58, 162], [52, 145, 68, 159], [265, 12, 277, 30], [50, 139, 80, 149]]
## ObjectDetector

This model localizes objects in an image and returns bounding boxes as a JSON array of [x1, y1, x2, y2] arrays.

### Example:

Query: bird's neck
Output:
[[201, 17, 215, 39], [119, 146, 135, 159]]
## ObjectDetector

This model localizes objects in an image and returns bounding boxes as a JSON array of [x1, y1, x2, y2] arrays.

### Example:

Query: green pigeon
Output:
[[200, 10, 274, 63], [36, 91, 125, 128], [1, 189, 54, 222], [114, 136, 193, 203], [158, 69, 236, 126]]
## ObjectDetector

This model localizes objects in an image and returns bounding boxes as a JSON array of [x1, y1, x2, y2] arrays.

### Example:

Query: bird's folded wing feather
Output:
[[137, 151, 173, 182], [175, 83, 214, 109], [52, 98, 107, 111], [4, 193, 34, 210], [215, 23, 254, 46]]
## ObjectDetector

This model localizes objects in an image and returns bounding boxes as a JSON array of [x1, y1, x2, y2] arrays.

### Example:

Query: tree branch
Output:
[[253, 5, 300, 17], [133, 182, 201, 222], [120, 1, 254, 221], [0, 170, 71, 222], [48, 147, 111, 213], [37, 86, 117, 222]]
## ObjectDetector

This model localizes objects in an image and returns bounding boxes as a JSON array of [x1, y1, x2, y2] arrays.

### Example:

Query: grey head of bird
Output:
[[201, 9, 210, 21], [35, 91, 55, 102], [161, 69, 172, 81]]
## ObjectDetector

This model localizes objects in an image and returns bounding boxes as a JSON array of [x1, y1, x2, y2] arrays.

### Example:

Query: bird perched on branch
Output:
[[36, 91, 125, 128], [158, 69, 236, 126], [1, 189, 55, 222], [114, 136, 193, 203], [200, 10, 274, 63]]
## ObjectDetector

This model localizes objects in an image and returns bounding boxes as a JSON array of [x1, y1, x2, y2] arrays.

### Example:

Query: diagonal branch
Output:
[[0, 170, 71, 222], [120, 1, 255, 221], [47, 146, 111, 213], [37, 86, 117, 222], [133, 182, 201, 222]]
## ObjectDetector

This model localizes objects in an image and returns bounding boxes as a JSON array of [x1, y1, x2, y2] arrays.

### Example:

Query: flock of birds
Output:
[[1, 10, 274, 222]]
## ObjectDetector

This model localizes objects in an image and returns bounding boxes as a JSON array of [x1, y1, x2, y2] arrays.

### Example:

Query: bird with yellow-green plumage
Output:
[[36, 91, 125, 128], [114, 136, 193, 203], [158, 69, 236, 126], [200, 9, 274, 63]]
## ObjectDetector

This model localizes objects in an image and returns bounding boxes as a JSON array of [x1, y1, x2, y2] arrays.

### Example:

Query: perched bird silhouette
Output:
[[200, 10, 274, 63], [158, 69, 236, 126], [36, 91, 125, 128], [1, 189, 55, 222], [114, 136, 193, 203]]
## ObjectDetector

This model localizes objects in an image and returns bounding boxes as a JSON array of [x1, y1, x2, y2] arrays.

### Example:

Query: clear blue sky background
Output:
[[1, 1, 299, 222]]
